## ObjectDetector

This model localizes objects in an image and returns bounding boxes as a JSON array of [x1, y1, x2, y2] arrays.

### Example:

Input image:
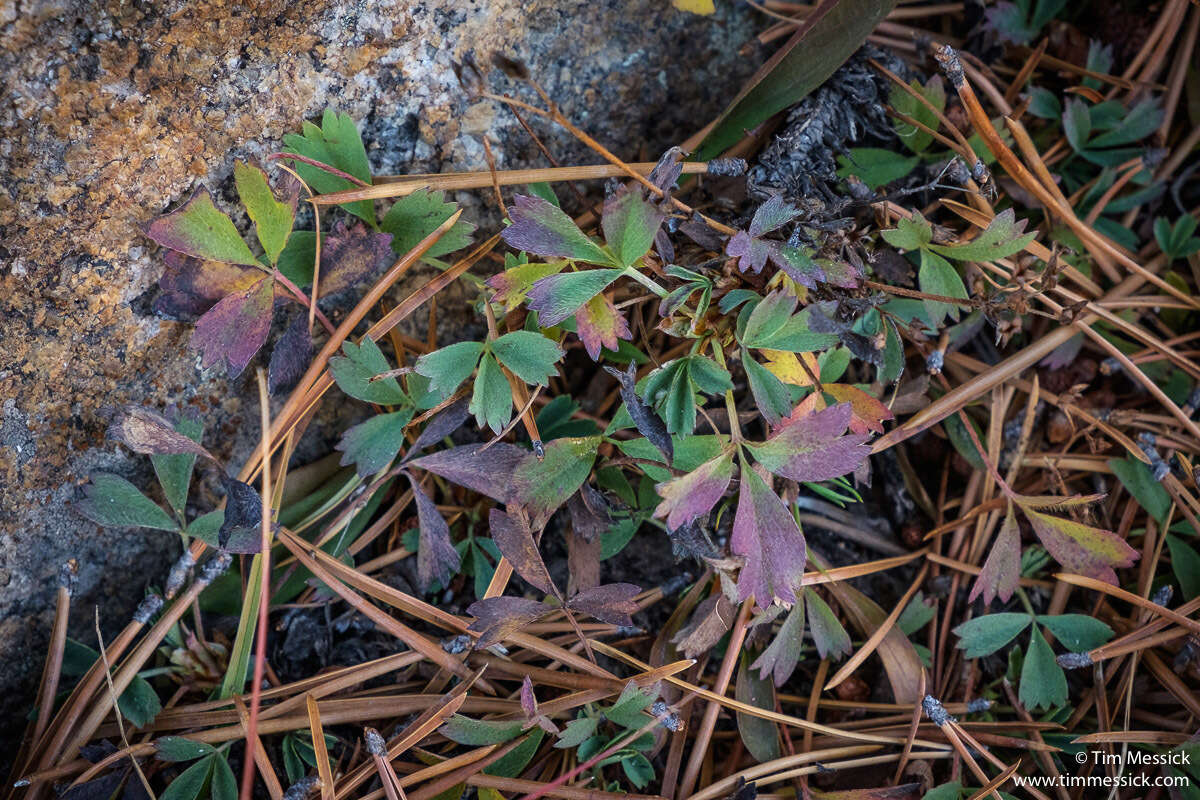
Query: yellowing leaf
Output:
[[761, 350, 819, 386], [673, 0, 715, 13], [821, 383, 894, 434]]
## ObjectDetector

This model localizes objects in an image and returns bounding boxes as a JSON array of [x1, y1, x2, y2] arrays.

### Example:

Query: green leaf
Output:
[[897, 592, 936, 636], [415, 341, 485, 398], [953, 613, 1032, 658], [159, 757, 213, 800], [282, 109, 374, 224], [381, 188, 476, 260], [233, 162, 293, 265], [1035, 614, 1113, 652], [891, 78, 945, 154], [330, 338, 410, 405], [918, 249, 967, 326], [511, 436, 600, 526], [555, 716, 599, 749], [621, 753, 655, 789], [185, 510, 223, 546], [441, 714, 525, 745], [880, 213, 933, 251], [1109, 456, 1171, 524], [805, 589, 852, 659], [606, 682, 657, 728], [151, 413, 203, 517], [601, 189, 664, 267], [470, 354, 513, 434], [209, 754, 237, 800], [143, 188, 259, 266], [156, 737, 217, 762], [491, 331, 563, 386], [76, 474, 178, 531], [1020, 625, 1068, 710], [695, 0, 899, 159], [928, 209, 1036, 262], [484, 729, 545, 777], [275, 230, 317, 287], [835, 148, 919, 190], [1167, 534, 1200, 600], [736, 653, 781, 762], [922, 782, 963, 800], [743, 351, 794, 426], [118, 675, 162, 727], [336, 409, 414, 476], [526, 269, 624, 327]]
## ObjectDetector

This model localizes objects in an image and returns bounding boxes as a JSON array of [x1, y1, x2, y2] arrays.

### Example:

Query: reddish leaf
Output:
[[486, 260, 567, 313], [106, 405, 214, 460], [821, 384, 894, 434], [731, 462, 806, 606], [268, 310, 313, 395], [191, 275, 275, 377], [143, 187, 258, 265], [567, 485, 612, 542], [745, 403, 870, 482], [489, 508, 556, 594], [654, 448, 734, 531], [574, 293, 631, 360], [520, 675, 538, 718], [1023, 507, 1139, 585], [566, 528, 601, 596], [154, 250, 265, 319], [466, 596, 551, 649], [318, 221, 395, 296], [970, 505, 1021, 605], [407, 443, 529, 502], [567, 583, 641, 626], [408, 473, 461, 591]]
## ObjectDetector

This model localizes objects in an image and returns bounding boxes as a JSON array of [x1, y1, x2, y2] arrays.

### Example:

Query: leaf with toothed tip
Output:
[[489, 508, 555, 594], [751, 598, 805, 686], [406, 443, 529, 502], [526, 269, 624, 327], [268, 310, 313, 395], [143, 187, 259, 266], [233, 162, 294, 265], [510, 436, 600, 528], [407, 473, 460, 591], [745, 403, 871, 482], [330, 337, 409, 406], [1021, 505, 1139, 585], [731, 462, 806, 606], [804, 588, 851, 659], [487, 258, 567, 313], [928, 208, 1036, 263], [466, 596, 552, 649], [414, 341, 485, 399], [191, 276, 275, 377], [567, 583, 641, 626], [820, 384, 894, 435], [470, 353, 513, 434], [601, 188, 664, 267], [316, 221, 394, 297], [653, 448, 734, 531], [76, 474, 178, 531], [336, 409, 414, 476], [742, 351, 793, 427], [282, 108, 375, 224], [502, 194, 612, 264], [381, 187, 476, 260], [217, 474, 264, 553], [491, 331, 563, 386], [574, 293, 631, 361], [971, 505, 1021, 605]]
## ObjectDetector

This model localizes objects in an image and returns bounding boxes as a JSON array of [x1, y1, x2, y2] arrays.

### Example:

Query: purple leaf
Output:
[[408, 472, 461, 591], [603, 363, 673, 464], [317, 221, 395, 296], [407, 397, 471, 456], [106, 405, 214, 460], [501, 195, 611, 264], [567, 583, 642, 626], [489, 508, 556, 594], [574, 293, 631, 360], [218, 474, 263, 553], [143, 187, 258, 265], [745, 403, 871, 482], [601, 187, 664, 267], [520, 675, 539, 719], [525, 269, 623, 327], [406, 443, 529, 502], [154, 250, 267, 319], [191, 276, 275, 377], [726, 231, 770, 273], [567, 484, 612, 542], [466, 596, 551, 649], [653, 448, 734, 531], [731, 462, 806, 606], [970, 506, 1022, 605], [268, 310, 313, 395]]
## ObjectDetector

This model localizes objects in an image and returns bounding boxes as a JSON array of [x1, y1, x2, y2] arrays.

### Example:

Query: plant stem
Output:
[[622, 266, 668, 299]]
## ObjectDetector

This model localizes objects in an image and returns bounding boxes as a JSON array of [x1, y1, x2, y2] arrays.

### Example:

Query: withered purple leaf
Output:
[[731, 462, 806, 606], [154, 250, 264, 319], [217, 474, 263, 553], [466, 596, 551, 649], [407, 443, 529, 502], [750, 597, 805, 686], [407, 472, 461, 591], [666, 519, 718, 561], [654, 448, 734, 532], [567, 484, 612, 542], [489, 507, 556, 595], [268, 310, 313, 395], [604, 363, 673, 464], [106, 405, 215, 461], [317, 220, 395, 297], [672, 592, 734, 660], [567, 582, 641, 626], [192, 275, 276, 377], [407, 397, 471, 457], [566, 528, 601, 596]]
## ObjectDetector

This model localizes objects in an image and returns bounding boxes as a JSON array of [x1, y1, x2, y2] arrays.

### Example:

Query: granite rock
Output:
[[0, 0, 756, 741]]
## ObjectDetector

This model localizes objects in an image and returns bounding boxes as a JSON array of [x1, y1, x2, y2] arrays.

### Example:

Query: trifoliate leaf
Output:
[[414, 341, 485, 398]]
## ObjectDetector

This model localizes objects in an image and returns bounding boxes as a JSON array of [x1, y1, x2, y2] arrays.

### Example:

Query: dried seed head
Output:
[[1184, 386, 1200, 416], [922, 695, 954, 726], [442, 634, 472, 654], [651, 700, 685, 731], [934, 44, 964, 88], [1152, 584, 1174, 607], [926, 349, 944, 375], [966, 697, 992, 713], [134, 594, 163, 625], [58, 559, 79, 596], [1099, 357, 1122, 375], [165, 550, 198, 599], [364, 727, 388, 757], [706, 157, 748, 177], [283, 776, 320, 800], [1057, 651, 1093, 670], [198, 551, 233, 585]]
